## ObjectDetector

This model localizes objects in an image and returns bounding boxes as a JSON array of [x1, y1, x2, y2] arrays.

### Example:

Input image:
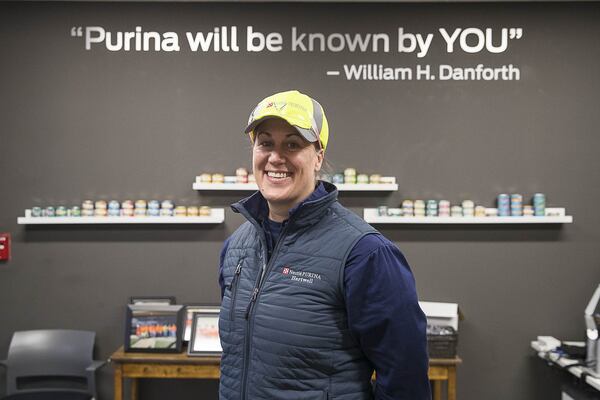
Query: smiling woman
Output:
[[252, 118, 324, 222], [217, 90, 431, 400]]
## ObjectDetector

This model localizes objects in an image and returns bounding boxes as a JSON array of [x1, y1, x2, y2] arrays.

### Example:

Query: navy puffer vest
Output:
[[219, 182, 376, 400]]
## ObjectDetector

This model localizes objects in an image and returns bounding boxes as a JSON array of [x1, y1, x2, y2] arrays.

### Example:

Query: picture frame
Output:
[[188, 308, 222, 356], [129, 296, 176, 305], [183, 304, 220, 342], [124, 304, 184, 353]]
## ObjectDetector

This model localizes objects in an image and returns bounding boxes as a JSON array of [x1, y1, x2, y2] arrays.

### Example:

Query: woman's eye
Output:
[[287, 142, 301, 150], [258, 141, 273, 148]]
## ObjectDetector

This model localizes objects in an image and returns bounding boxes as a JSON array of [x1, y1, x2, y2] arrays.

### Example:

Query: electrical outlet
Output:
[[0, 233, 11, 261]]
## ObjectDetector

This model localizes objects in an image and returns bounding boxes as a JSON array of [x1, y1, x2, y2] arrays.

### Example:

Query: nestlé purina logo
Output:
[[281, 266, 322, 284]]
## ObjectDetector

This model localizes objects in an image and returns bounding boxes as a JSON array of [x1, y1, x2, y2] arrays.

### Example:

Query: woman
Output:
[[218, 90, 430, 400]]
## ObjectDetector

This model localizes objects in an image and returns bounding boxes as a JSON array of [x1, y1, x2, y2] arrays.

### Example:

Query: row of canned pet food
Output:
[[497, 193, 545, 217], [28, 200, 212, 218], [378, 193, 547, 217], [321, 169, 396, 185], [197, 168, 395, 185], [197, 168, 256, 184]]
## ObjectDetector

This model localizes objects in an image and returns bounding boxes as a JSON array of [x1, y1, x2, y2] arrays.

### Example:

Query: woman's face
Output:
[[253, 118, 324, 213]]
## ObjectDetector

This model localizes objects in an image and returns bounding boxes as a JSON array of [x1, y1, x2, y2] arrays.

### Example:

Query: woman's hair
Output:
[[318, 153, 334, 182]]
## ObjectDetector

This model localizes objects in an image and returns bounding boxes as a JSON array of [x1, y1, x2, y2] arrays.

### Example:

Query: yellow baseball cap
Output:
[[244, 90, 329, 152]]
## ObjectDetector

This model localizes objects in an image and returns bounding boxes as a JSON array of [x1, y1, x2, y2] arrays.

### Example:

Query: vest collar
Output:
[[231, 181, 338, 229]]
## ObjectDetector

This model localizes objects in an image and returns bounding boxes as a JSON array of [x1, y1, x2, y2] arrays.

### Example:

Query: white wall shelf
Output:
[[363, 208, 573, 224], [18, 208, 225, 225], [335, 183, 398, 192], [193, 182, 398, 192]]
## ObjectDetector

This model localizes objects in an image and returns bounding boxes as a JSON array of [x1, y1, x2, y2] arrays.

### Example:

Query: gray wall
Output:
[[1, 2, 599, 399]]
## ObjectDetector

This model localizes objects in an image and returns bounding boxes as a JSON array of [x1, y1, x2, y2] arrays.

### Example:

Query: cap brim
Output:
[[244, 116, 318, 143]]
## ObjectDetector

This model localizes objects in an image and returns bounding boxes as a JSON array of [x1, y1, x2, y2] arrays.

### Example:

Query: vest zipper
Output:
[[240, 261, 265, 400], [241, 224, 290, 400], [244, 287, 259, 319], [229, 260, 243, 321]]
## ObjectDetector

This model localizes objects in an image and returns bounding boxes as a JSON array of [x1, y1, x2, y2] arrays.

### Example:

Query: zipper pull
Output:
[[235, 261, 242, 275], [245, 288, 259, 320]]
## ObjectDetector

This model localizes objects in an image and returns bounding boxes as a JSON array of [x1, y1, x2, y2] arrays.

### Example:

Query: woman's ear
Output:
[[314, 149, 324, 172]]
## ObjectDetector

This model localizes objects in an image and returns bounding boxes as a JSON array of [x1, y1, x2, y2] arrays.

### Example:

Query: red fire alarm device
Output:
[[0, 233, 10, 261]]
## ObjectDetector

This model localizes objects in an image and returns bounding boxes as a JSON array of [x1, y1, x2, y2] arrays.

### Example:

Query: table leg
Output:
[[433, 380, 442, 400], [131, 377, 139, 400], [448, 366, 457, 400], [114, 365, 123, 400]]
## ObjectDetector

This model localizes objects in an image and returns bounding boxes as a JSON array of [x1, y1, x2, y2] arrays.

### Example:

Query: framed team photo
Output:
[[124, 304, 184, 353]]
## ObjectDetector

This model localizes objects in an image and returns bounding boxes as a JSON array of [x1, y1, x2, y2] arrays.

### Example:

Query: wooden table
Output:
[[110, 347, 220, 400], [429, 357, 462, 400], [110, 347, 461, 400]]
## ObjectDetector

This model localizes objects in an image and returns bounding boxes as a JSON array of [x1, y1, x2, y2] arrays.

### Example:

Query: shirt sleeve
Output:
[[344, 234, 431, 400], [219, 236, 232, 299]]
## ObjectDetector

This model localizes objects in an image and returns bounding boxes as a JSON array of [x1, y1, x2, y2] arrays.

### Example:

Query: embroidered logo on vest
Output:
[[281, 266, 322, 284]]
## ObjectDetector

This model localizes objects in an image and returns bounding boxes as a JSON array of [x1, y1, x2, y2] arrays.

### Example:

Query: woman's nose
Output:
[[268, 147, 286, 164]]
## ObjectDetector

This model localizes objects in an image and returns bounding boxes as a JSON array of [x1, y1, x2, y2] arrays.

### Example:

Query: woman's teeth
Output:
[[267, 172, 290, 178]]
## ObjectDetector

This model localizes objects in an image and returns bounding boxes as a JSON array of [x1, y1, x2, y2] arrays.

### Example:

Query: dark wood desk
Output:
[[110, 347, 461, 400]]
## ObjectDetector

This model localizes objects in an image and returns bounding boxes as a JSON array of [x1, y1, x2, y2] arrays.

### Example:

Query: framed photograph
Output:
[[188, 309, 222, 356], [125, 304, 184, 353], [183, 305, 220, 342], [129, 296, 176, 305]]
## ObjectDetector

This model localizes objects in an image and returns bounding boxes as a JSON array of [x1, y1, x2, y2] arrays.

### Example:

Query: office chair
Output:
[[0, 330, 105, 400]]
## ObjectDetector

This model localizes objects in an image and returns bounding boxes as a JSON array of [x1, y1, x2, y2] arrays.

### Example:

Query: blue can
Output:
[[533, 193, 546, 207], [498, 194, 510, 205], [510, 194, 523, 207], [426, 208, 438, 216], [332, 174, 344, 184], [498, 206, 510, 217]]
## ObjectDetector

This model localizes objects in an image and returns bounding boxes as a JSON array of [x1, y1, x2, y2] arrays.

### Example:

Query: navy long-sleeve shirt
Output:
[[219, 183, 431, 399]]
